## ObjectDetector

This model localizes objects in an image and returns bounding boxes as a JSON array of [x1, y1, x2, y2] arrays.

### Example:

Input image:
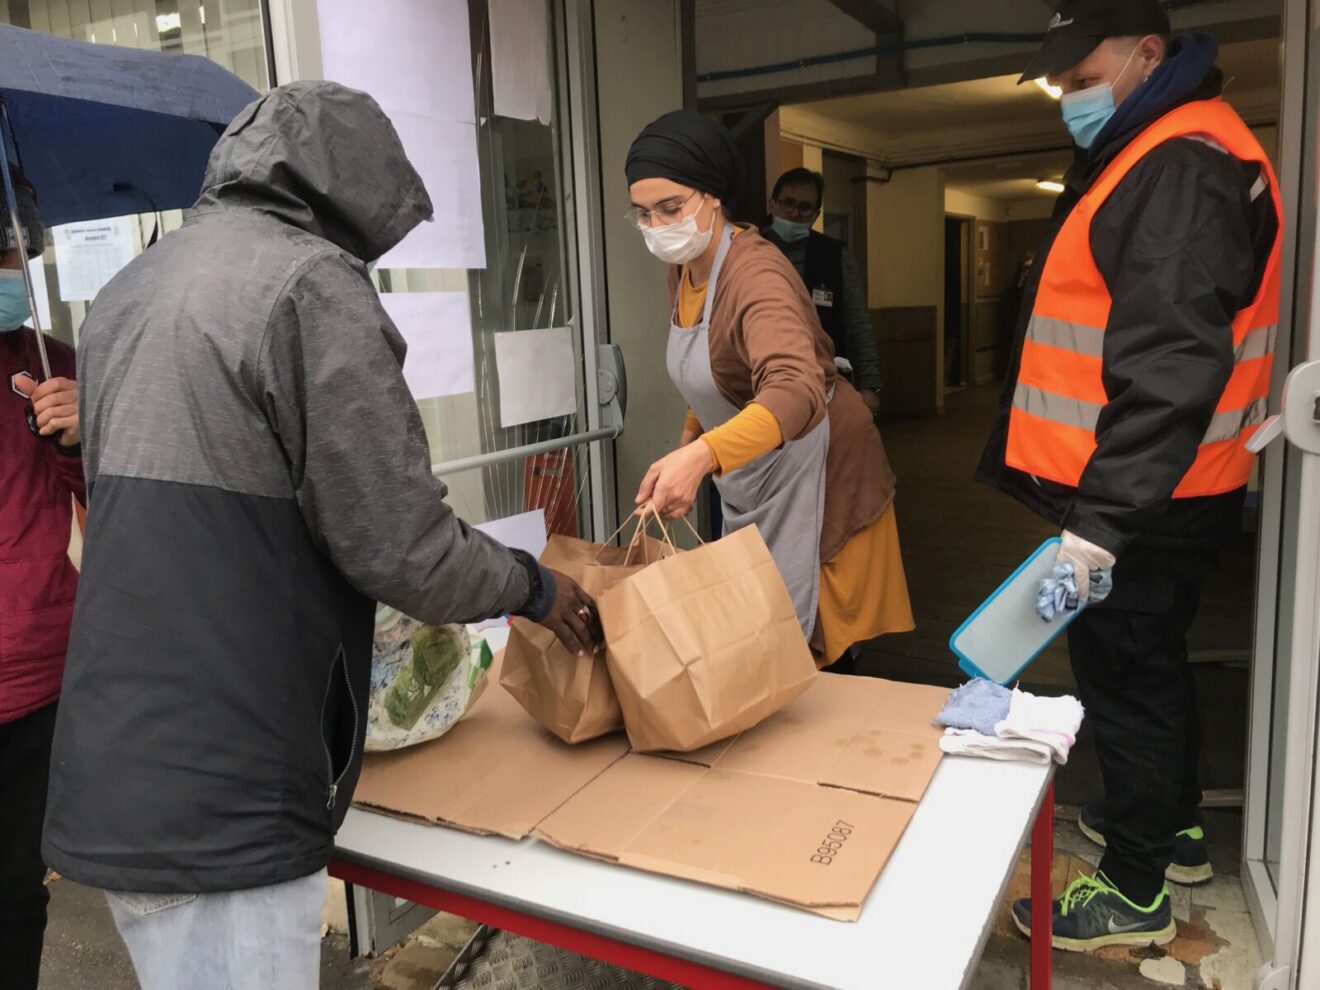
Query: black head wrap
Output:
[[625, 110, 743, 202]]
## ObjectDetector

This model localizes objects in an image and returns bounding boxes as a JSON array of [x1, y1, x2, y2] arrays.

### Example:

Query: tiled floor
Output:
[[971, 805, 1261, 989]]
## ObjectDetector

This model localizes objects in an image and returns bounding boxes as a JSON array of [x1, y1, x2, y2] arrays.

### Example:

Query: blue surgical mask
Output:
[[771, 216, 812, 244], [1059, 47, 1141, 150], [0, 270, 31, 333]]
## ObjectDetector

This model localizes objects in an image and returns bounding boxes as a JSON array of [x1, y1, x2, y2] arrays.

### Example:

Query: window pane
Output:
[[380, 0, 595, 534]]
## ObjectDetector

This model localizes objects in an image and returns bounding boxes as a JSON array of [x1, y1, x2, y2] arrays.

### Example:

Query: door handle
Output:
[[597, 343, 627, 433], [1247, 360, 1320, 456]]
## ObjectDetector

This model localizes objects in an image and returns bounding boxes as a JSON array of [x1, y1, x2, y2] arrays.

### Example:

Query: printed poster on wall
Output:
[[490, 0, 553, 125], [378, 291, 476, 400], [317, 0, 487, 270], [52, 218, 135, 302], [493, 326, 577, 428], [26, 258, 52, 331]]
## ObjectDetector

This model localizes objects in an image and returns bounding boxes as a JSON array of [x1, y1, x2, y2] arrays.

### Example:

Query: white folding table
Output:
[[332, 755, 1056, 989]]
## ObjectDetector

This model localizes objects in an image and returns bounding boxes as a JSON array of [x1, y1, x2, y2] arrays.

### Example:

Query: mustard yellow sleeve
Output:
[[700, 402, 784, 475], [683, 409, 704, 438]]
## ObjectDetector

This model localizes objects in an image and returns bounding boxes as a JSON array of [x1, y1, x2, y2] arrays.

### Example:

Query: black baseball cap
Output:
[[1018, 0, 1172, 83]]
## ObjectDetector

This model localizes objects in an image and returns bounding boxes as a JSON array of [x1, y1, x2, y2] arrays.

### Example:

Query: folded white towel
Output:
[[939, 728, 1054, 766], [994, 688, 1085, 764], [938, 687, 1085, 766]]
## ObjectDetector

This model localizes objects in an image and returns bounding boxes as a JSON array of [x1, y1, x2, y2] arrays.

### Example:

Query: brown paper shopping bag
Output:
[[599, 520, 818, 753], [501, 529, 673, 744]]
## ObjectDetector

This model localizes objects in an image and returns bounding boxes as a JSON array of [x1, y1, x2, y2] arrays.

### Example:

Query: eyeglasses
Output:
[[772, 196, 820, 221], [626, 189, 702, 229]]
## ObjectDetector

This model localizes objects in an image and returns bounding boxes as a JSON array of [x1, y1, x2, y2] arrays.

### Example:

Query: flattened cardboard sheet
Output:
[[352, 664, 628, 838], [353, 664, 948, 920], [535, 757, 917, 921]]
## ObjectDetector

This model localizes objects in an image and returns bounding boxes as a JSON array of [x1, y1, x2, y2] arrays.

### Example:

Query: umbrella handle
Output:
[[0, 96, 52, 381], [24, 402, 60, 445]]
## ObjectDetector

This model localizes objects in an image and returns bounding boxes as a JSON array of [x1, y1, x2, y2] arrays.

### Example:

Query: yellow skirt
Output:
[[814, 504, 915, 666]]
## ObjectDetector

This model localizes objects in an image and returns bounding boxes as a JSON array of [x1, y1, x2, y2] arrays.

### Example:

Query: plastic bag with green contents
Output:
[[365, 608, 494, 752]]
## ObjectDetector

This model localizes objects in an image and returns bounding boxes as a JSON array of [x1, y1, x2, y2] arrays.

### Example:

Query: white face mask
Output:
[[641, 197, 714, 265]]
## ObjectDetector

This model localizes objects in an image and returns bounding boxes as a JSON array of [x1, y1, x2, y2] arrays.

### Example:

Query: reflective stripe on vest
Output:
[[1006, 99, 1283, 499]]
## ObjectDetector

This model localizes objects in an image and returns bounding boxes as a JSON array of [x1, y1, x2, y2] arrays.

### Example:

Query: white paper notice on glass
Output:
[[494, 327, 577, 428], [490, 0, 553, 124], [375, 112, 486, 271], [316, 0, 475, 121], [475, 508, 548, 560], [472, 508, 548, 629], [52, 218, 135, 302], [378, 291, 476, 400], [26, 259, 51, 332]]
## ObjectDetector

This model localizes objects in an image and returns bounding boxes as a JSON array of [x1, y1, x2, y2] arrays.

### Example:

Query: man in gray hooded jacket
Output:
[[41, 82, 600, 989]]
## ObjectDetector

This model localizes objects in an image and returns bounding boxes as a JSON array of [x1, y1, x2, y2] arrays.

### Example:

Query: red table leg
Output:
[[1030, 779, 1054, 990], [331, 859, 778, 990]]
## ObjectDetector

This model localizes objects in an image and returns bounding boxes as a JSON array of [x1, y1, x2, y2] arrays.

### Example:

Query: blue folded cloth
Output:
[[1036, 563, 1113, 622], [934, 678, 1013, 735]]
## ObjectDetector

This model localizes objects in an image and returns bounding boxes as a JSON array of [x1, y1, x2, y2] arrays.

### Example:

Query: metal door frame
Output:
[[1244, 1, 1320, 985]]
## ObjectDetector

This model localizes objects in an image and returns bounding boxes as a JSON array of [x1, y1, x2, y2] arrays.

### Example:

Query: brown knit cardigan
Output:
[[668, 227, 895, 561]]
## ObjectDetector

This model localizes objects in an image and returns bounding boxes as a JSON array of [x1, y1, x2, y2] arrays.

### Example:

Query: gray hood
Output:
[[193, 81, 433, 262]]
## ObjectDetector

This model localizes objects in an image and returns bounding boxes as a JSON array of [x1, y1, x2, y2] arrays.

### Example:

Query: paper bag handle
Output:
[[593, 505, 673, 563], [673, 513, 706, 546], [593, 504, 700, 563], [630, 503, 679, 557]]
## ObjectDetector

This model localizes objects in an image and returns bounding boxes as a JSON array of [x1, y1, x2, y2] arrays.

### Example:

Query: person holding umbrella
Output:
[[0, 165, 83, 990], [40, 82, 600, 990]]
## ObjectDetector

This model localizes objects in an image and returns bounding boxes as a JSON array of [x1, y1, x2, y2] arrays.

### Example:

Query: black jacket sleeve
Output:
[[1063, 140, 1261, 555]]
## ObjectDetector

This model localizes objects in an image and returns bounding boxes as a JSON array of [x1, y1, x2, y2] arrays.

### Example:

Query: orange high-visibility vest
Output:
[[1006, 99, 1282, 498]]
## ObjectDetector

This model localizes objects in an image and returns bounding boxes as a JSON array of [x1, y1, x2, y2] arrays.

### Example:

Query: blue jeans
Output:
[[106, 868, 326, 990]]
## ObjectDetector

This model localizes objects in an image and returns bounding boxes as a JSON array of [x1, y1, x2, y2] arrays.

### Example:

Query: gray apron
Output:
[[666, 225, 830, 638]]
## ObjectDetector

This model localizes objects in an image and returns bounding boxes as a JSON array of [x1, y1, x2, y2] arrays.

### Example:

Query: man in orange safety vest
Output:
[[976, 0, 1281, 952]]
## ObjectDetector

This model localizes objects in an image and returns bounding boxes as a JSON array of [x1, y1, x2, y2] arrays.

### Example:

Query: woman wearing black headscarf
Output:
[[625, 110, 913, 670]]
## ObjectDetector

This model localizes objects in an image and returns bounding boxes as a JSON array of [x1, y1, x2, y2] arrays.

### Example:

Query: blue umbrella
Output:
[[0, 23, 259, 382]]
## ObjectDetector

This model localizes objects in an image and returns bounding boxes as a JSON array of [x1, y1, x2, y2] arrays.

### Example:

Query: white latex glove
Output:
[[1056, 530, 1117, 603]]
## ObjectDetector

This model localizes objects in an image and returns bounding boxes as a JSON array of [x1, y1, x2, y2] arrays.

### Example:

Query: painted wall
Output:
[[594, 0, 687, 518], [944, 188, 1009, 223], [864, 166, 945, 414]]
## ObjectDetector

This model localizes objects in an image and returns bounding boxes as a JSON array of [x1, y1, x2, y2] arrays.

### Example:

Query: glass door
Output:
[[266, 0, 619, 542], [1243, 0, 1320, 984]]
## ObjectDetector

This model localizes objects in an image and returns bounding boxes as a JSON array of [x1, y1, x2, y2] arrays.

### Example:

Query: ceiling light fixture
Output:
[[1035, 77, 1063, 100], [1037, 179, 1066, 193]]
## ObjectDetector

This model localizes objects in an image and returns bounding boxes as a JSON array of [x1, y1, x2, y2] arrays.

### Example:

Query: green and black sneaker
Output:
[[1012, 871, 1177, 952], [1078, 805, 1214, 885]]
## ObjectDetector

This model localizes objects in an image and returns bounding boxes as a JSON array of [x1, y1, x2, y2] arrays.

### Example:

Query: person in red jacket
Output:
[[0, 167, 83, 990]]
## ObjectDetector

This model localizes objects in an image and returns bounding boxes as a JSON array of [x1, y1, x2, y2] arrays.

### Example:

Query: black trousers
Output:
[[0, 702, 58, 990], [1067, 548, 1209, 906]]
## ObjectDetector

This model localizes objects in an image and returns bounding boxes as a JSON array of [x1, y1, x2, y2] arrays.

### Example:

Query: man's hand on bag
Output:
[[15, 375, 81, 446], [538, 569, 604, 657], [1056, 530, 1116, 604], [635, 440, 715, 520], [860, 389, 881, 418]]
